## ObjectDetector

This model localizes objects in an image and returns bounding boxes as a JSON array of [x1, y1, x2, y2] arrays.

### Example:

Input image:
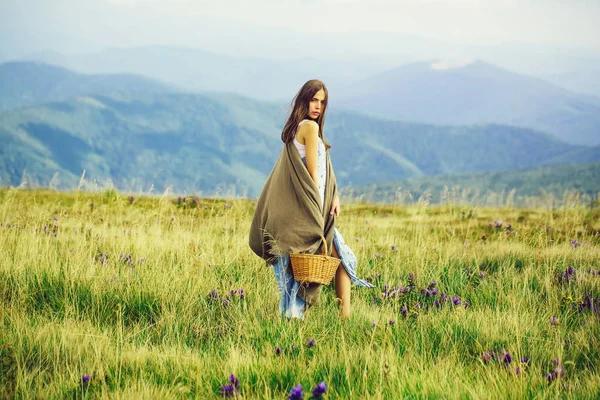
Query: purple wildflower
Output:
[[220, 374, 239, 397], [306, 338, 316, 348], [388, 318, 395, 325], [434, 300, 441, 308], [119, 253, 133, 265], [82, 375, 91, 384], [495, 221, 502, 228], [559, 266, 576, 284], [440, 293, 448, 303], [452, 296, 461, 306], [521, 357, 530, 364], [96, 253, 109, 265], [289, 384, 303, 400], [275, 346, 281, 355], [502, 351, 512, 366], [220, 385, 235, 397], [570, 239, 580, 248], [401, 305, 408, 316], [482, 351, 494, 364], [311, 381, 327, 399], [229, 374, 239, 390], [428, 281, 437, 288], [550, 316, 558, 326], [553, 358, 560, 367], [516, 367, 521, 375]]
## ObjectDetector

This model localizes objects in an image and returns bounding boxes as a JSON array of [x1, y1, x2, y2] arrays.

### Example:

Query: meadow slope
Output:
[[0, 188, 599, 398]]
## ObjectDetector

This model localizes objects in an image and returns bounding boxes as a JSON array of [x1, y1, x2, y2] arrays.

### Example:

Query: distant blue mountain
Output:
[[337, 60, 600, 146], [0, 61, 176, 110], [20, 46, 368, 101], [0, 92, 595, 196], [1, 62, 598, 196]]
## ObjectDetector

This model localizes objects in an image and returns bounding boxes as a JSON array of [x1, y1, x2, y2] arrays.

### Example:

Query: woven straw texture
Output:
[[290, 235, 340, 285]]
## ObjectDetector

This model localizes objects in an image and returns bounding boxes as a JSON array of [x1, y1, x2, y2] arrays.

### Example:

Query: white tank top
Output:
[[293, 119, 310, 157]]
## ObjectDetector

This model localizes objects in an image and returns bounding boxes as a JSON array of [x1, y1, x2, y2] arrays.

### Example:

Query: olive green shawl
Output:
[[249, 142, 338, 265]]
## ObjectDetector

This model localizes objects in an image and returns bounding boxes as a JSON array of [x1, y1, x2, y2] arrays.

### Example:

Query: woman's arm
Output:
[[302, 121, 320, 188]]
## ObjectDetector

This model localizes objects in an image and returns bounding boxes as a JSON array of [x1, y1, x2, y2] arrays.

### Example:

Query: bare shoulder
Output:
[[296, 120, 319, 142]]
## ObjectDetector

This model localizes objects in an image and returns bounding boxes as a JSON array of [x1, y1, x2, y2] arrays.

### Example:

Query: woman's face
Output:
[[308, 89, 326, 120]]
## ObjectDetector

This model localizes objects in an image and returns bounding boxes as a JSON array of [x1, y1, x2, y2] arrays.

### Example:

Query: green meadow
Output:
[[1, 188, 599, 399]]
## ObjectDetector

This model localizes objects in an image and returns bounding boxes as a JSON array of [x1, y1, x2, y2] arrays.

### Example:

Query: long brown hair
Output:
[[281, 79, 331, 150]]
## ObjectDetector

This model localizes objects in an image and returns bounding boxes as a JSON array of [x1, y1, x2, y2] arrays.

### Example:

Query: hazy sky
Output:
[[1, 0, 599, 57]]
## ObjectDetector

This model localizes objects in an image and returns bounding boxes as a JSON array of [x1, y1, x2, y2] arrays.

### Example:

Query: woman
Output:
[[249, 79, 374, 320]]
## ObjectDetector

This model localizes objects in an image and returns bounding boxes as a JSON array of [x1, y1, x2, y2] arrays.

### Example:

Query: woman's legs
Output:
[[332, 245, 351, 318]]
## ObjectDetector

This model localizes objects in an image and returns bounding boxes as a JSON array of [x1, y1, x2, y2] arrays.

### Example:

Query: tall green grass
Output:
[[1, 188, 599, 399]]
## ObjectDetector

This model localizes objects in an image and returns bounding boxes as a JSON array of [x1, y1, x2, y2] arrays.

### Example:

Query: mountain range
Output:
[[336, 60, 600, 146], [9, 51, 600, 146], [19, 46, 379, 102], [1, 61, 599, 199], [0, 61, 176, 110]]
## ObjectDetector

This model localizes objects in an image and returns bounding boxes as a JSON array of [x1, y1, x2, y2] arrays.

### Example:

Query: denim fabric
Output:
[[273, 255, 307, 319]]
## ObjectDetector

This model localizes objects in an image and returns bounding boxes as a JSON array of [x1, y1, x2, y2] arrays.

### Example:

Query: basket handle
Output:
[[320, 235, 328, 256]]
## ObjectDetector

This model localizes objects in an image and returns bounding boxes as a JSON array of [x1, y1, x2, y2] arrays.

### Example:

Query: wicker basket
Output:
[[290, 235, 340, 285]]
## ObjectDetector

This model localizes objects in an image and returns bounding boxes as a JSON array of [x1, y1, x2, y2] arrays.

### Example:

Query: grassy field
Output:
[[1, 188, 599, 399]]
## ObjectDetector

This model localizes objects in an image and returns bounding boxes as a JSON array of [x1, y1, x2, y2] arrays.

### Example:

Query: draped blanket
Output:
[[249, 142, 338, 265]]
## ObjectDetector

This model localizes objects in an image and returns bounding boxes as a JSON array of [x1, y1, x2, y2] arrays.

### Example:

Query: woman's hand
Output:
[[330, 195, 340, 217]]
